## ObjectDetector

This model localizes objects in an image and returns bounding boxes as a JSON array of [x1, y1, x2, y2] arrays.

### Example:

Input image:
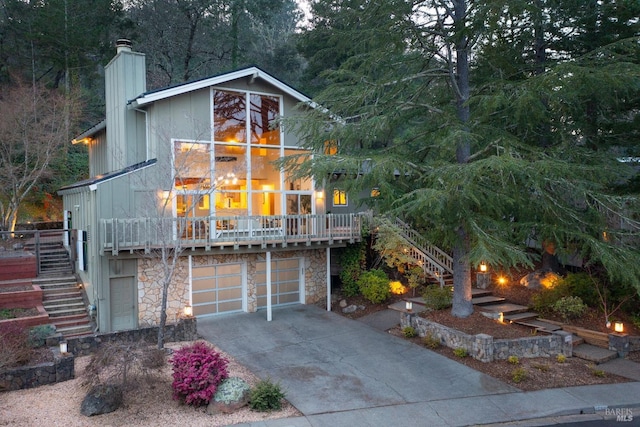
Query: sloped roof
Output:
[[131, 66, 312, 108], [57, 159, 157, 194]]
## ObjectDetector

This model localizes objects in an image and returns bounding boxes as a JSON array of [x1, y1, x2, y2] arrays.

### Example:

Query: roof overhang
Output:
[[130, 67, 312, 108]]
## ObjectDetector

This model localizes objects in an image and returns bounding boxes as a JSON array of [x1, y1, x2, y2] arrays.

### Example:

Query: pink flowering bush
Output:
[[170, 341, 229, 406]]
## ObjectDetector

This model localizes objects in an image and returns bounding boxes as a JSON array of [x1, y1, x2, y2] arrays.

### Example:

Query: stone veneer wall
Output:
[[401, 312, 572, 362], [630, 336, 640, 352], [137, 249, 327, 325]]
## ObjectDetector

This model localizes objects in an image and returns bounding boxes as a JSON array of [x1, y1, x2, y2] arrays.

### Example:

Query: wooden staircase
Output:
[[36, 275, 93, 338], [392, 218, 454, 287]]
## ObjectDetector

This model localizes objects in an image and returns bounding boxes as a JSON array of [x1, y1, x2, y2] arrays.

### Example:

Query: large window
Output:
[[173, 141, 211, 190]]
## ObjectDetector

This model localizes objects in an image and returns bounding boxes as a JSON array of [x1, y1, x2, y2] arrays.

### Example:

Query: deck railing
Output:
[[100, 213, 366, 254]]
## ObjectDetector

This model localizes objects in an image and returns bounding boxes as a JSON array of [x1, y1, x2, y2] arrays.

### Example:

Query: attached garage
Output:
[[256, 258, 302, 308], [191, 262, 245, 316]]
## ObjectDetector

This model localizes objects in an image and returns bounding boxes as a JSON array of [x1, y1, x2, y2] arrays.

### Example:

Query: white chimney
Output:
[[115, 39, 132, 54]]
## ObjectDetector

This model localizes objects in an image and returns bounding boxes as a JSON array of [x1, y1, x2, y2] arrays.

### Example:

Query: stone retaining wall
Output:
[[0, 350, 74, 391], [68, 316, 197, 357], [630, 336, 640, 352], [401, 312, 572, 362], [0, 317, 196, 391]]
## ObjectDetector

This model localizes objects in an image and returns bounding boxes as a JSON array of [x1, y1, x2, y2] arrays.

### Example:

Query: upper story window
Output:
[[324, 140, 338, 155], [173, 141, 211, 190], [213, 90, 280, 146]]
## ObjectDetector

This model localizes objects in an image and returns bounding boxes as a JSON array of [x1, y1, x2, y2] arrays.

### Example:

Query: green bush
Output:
[[511, 367, 527, 383], [508, 355, 519, 365], [561, 273, 600, 308], [357, 269, 391, 304], [28, 324, 56, 348], [338, 243, 366, 297], [249, 378, 286, 411], [552, 296, 587, 320], [453, 348, 468, 358], [402, 326, 417, 338], [423, 334, 441, 349], [422, 285, 453, 310]]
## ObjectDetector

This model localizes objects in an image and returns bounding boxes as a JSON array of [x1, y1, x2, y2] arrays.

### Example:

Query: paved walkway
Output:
[[197, 305, 640, 427]]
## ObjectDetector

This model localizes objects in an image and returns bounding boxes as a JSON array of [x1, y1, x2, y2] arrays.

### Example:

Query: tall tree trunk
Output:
[[451, 0, 473, 318]]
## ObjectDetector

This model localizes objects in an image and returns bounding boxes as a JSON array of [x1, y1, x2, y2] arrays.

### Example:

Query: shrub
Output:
[[357, 269, 391, 304], [556, 354, 566, 363], [422, 285, 453, 310], [0, 322, 32, 369], [552, 296, 587, 320], [28, 324, 56, 348], [338, 243, 366, 297], [508, 355, 519, 365], [402, 326, 417, 338], [561, 273, 600, 308], [532, 363, 550, 372], [249, 378, 286, 411], [591, 367, 606, 378], [170, 341, 229, 406], [423, 334, 441, 349], [83, 341, 167, 390], [453, 348, 468, 358], [511, 367, 527, 383]]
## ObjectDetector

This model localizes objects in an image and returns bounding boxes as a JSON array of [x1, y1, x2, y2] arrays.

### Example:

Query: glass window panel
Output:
[[333, 189, 347, 206], [193, 303, 217, 316], [278, 293, 299, 304], [218, 300, 243, 312], [284, 149, 311, 191], [192, 291, 218, 305], [173, 141, 211, 190], [214, 90, 246, 143], [216, 264, 242, 276], [249, 94, 279, 145]]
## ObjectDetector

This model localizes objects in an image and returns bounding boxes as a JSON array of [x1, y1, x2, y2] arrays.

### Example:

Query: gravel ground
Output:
[[0, 341, 300, 427]]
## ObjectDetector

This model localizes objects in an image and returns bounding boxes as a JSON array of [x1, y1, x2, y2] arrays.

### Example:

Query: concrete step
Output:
[[477, 302, 529, 314], [56, 324, 93, 337], [37, 281, 79, 290], [50, 313, 90, 324], [42, 289, 82, 302], [514, 319, 563, 333], [32, 275, 77, 285], [41, 287, 80, 297], [503, 311, 539, 322], [43, 301, 84, 310], [52, 317, 92, 329], [472, 295, 506, 306], [46, 307, 86, 317], [573, 343, 618, 364]]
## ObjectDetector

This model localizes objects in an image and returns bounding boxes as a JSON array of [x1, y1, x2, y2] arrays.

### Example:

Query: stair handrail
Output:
[[393, 218, 453, 274]]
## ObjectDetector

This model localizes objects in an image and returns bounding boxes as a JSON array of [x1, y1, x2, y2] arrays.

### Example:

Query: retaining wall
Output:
[[0, 317, 197, 391], [0, 350, 74, 391], [401, 312, 572, 362]]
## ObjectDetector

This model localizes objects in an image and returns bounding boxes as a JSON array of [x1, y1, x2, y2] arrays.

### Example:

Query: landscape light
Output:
[[406, 301, 413, 312], [614, 322, 624, 333]]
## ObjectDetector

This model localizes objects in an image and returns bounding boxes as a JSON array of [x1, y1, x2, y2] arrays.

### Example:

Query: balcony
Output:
[[100, 213, 366, 255]]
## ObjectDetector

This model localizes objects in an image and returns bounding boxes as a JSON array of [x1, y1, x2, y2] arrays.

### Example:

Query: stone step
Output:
[[571, 334, 585, 347], [472, 295, 506, 306], [41, 287, 80, 296], [573, 343, 618, 364], [50, 313, 90, 324], [514, 319, 563, 332], [477, 302, 529, 314], [36, 281, 79, 290], [471, 288, 493, 298], [503, 311, 539, 322]]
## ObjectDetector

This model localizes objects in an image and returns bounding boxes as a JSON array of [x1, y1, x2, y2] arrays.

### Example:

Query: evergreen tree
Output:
[[291, 0, 640, 317]]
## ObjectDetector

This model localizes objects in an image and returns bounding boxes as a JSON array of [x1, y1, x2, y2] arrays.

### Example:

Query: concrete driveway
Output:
[[197, 304, 517, 418]]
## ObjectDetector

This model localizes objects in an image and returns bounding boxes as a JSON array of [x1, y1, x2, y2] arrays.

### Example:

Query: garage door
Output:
[[256, 258, 301, 308], [192, 263, 244, 316]]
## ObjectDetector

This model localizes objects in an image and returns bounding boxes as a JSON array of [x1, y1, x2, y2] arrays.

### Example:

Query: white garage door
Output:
[[192, 263, 244, 316], [256, 258, 301, 308]]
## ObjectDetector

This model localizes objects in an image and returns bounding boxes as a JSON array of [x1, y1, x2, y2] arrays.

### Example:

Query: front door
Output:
[[110, 277, 136, 331], [285, 193, 312, 236]]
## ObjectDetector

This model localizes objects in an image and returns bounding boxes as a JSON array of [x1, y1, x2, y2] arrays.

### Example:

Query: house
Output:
[[58, 39, 364, 333]]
